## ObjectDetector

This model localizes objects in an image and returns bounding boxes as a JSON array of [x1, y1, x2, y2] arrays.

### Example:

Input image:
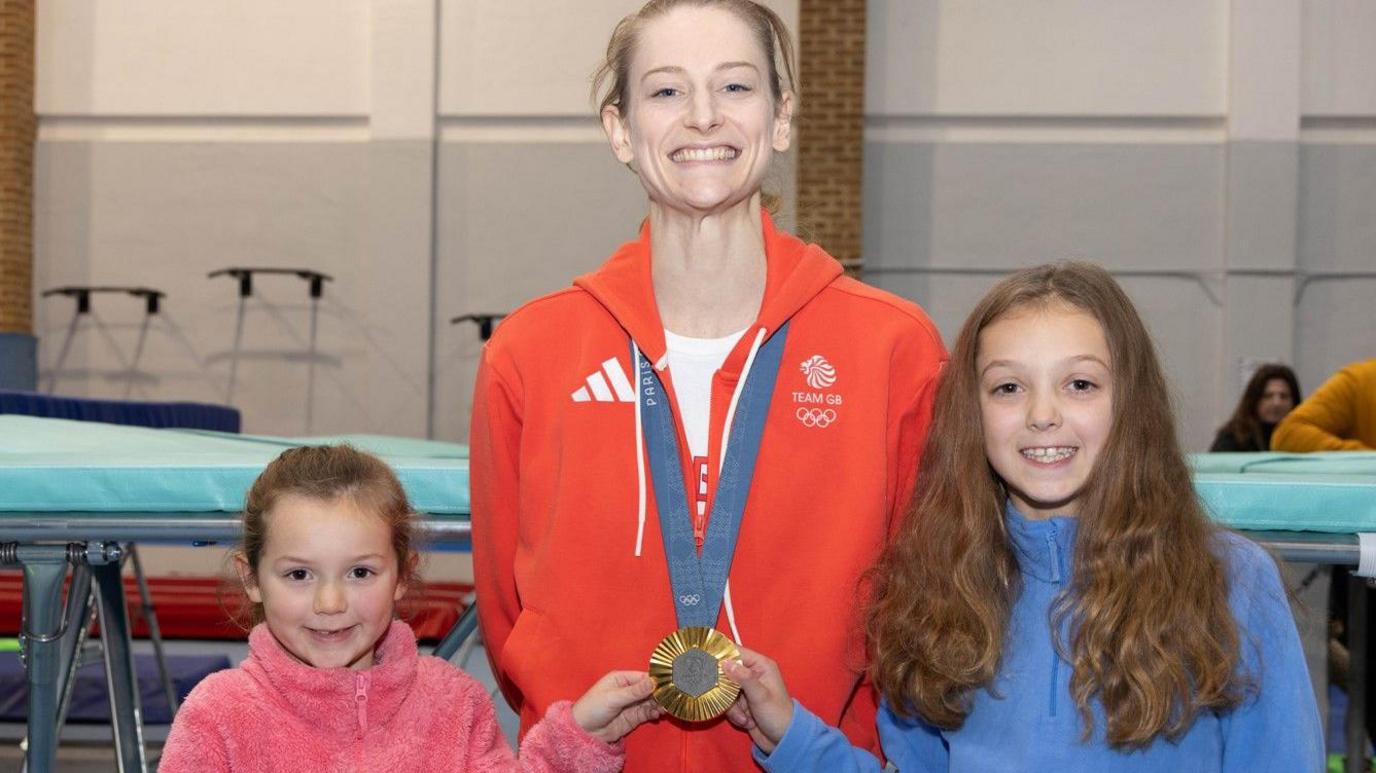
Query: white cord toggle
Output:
[[723, 580, 742, 646], [1358, 533, 1376, 578]]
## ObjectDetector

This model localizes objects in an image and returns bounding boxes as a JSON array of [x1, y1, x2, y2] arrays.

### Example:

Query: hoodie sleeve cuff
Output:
[[524, 700, 625, 773], [753, 699, 823, 771]]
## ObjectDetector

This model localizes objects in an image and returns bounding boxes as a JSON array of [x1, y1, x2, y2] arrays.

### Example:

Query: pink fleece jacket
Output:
[[160, 620, 623, 772]]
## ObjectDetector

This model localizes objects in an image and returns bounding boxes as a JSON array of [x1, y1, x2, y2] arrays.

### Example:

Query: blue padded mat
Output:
[[1190, 451, 1376, 476], [1195, 472, 1376, 532], [0, 415, 468, 515], [0, 389, 240, 433], [0, 652, 230, 724], [1187, 452, 1376, 533]]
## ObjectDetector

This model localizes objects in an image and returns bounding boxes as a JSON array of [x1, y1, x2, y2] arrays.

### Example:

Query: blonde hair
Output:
[[867, 262, 1251, 748], [592, 0, 797, 117]]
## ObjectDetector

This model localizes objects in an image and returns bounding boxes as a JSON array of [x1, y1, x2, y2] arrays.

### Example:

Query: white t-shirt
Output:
[[663, 327, 747, 458]]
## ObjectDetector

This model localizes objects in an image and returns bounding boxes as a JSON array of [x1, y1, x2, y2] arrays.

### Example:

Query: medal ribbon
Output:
[[635, 322, 789, 629]]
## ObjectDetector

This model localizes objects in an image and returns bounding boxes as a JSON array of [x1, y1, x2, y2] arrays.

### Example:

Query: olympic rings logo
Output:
[[679, 594, 702, 606], [796, 408, 837, 428]]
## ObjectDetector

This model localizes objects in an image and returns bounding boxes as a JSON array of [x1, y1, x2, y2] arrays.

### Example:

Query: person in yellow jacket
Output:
[[1271, 358, 1376, 451]]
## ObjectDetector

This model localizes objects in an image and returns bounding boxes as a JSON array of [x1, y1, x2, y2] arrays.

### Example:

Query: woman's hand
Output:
[[571, 671, 664, 744], [722, 647, 794, 754]]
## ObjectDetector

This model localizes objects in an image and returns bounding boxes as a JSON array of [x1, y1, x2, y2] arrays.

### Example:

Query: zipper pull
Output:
[[1046, 533, 1062, 584], [691, 457, 709, 548], [354, 672, 370, 739]]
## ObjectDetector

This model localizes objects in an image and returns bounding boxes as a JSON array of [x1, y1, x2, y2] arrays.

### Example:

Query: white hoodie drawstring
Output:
[[633, 347, 647, 557], [718, 327, 767, 474]]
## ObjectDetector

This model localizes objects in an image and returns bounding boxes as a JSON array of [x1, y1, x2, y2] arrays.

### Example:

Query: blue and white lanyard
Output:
[[634, 322, 789, 629]]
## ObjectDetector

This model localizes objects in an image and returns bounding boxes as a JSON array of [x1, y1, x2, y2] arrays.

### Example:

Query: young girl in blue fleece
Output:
[[722, 262, 1323, 771]]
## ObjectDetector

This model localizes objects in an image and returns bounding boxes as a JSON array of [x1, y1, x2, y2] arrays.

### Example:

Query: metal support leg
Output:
[[1346, 573, 1368, 773], [53, 566, 95, 739], [433, 601, 479, 662], [128, 544, 179, 718], [92, 556, 148, 773], [6, 544, 70, 773]]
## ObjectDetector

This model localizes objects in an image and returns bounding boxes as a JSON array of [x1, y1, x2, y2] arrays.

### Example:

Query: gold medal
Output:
[[648, 626, 741, 722]]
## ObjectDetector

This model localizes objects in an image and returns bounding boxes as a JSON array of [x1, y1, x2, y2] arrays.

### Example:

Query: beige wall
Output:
[[34, 0, 797, 442], [31, 0, 1376, 456]]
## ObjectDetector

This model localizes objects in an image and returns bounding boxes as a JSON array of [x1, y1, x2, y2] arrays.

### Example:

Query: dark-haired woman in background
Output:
[[1209, 364, 1301, 452]]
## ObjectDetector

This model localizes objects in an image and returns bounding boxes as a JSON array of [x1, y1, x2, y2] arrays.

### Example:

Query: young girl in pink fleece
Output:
[[160, 445, 661, 772]]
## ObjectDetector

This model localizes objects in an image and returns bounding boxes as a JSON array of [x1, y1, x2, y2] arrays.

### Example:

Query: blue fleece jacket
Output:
[[757, 507, 1323, 772]]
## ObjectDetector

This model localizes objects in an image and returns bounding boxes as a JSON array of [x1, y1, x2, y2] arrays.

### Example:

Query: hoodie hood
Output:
[[573, 210, 843, 372]]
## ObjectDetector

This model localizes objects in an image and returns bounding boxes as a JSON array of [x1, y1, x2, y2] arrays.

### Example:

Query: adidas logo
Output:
[[571, 357, 636, 403]]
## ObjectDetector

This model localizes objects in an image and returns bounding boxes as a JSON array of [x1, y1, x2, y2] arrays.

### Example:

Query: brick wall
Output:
[[0, 0, 35, 334], [798, 0, 865, 270]]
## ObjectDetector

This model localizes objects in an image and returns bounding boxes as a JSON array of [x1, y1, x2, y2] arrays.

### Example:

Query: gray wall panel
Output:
[[432, 141, 648, 442], [33, 140, 432, 437], [865, 142, 1225, 272], [1295, 279, 1376, 398], [1296, 144, 1376, 400], [1225, 141, 1299, 271], [1299, 144, 1376, 273]]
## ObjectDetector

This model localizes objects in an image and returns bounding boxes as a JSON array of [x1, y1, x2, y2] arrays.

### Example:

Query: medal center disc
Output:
[[670, 647, 719, 698]]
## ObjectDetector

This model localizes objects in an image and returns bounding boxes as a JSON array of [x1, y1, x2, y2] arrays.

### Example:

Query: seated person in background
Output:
[[1210, 364, 1301, 452], [1272, 358, 1376, 451]]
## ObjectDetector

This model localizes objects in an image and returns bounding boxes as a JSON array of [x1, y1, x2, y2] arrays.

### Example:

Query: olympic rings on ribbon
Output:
[[679, 594, 702, 606], [795, 407, 837, 428]]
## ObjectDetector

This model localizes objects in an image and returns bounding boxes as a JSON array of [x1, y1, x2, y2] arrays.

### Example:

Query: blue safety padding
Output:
[[0, 415, 469, 515], [1196, 472, 1376, 532], [0, 389, 240, 433], [0, 652, 230, 724], [1190, 451, 1376, 476], [1186, 452, 1376, 533]]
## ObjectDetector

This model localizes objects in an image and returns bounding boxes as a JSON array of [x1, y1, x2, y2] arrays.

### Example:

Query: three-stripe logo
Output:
[[571, 357, 637, 403]]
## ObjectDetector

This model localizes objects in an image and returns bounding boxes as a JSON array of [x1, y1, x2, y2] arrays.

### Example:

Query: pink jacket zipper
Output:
[[354, 671, 370, 740]]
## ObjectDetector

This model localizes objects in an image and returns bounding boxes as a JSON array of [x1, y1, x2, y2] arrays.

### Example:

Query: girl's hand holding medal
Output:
[[571, 671, 666, 744], [723, 648, 795, 754]]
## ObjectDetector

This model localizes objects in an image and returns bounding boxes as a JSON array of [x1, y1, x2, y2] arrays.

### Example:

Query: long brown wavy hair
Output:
[[867, 262, 1250, 748], [1217, 364, 1302, 450]]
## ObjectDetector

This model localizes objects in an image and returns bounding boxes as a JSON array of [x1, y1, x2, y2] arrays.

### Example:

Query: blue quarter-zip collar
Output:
[[1005, 501, 1076, 584]]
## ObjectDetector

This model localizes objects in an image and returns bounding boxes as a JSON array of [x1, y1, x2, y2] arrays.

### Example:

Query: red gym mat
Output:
[[0, 571, 470, 642]]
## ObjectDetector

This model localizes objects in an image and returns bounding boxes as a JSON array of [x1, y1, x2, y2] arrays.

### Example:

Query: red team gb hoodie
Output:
[[471, 211, 947, 772]]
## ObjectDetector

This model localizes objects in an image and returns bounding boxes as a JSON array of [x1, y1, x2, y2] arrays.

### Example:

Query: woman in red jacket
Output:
[[470, 2, 948, 770]]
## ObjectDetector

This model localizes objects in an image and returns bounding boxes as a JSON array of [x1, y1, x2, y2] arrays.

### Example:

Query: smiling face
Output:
[[601, 5, 792, 215], [1255, 377, 1295, 424], [239, 494, 406, 670], [977, 303, 1115, 519]]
